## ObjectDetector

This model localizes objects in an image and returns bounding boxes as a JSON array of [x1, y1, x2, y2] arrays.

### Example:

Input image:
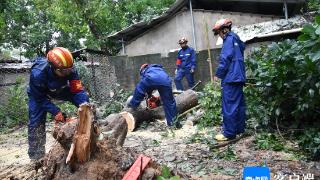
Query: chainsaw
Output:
[[146, 95, 161, 109]]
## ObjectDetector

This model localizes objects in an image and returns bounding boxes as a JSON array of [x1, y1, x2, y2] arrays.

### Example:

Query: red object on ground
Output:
[[147, 96, 161, 109], [122, 154, 151, 180]]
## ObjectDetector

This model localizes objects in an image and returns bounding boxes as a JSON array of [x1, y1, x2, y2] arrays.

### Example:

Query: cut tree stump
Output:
[[66, 104, 97, 164]]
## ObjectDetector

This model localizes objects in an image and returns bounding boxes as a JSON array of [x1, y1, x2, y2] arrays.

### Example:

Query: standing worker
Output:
[[128, 64, 180, 128], [174, 37, 197, 91], [212, 19, 246, 141], [27, 47, 89, 160]]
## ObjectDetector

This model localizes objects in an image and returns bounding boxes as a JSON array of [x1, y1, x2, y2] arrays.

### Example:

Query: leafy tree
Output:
[[0, 0, 175, 57]]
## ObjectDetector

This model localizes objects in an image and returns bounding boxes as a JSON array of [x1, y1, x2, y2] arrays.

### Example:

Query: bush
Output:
[[103, 89, 131, 117], [198, 82, 222, 128], [247, 16, 320, 125], [0, 77, 28, 130], [246, 16, 320, 158]]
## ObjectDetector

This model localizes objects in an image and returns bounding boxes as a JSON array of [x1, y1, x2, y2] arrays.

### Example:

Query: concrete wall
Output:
[[123, 10, 279, 57], [0, 40, 272, 105], [109, 48, 221, 90]]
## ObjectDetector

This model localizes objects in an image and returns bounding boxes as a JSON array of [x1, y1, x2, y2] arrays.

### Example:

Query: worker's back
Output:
[[140, 64, 171, 87]]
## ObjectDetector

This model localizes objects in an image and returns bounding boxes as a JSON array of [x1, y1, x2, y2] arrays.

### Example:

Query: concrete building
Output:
[[108, 0, 305, 57]]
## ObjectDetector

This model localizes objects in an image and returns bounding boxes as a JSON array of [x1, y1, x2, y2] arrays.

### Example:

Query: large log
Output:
[[53, 90, 197, 151], [99, 113, 128, 146], [119, 89, 198, 131]]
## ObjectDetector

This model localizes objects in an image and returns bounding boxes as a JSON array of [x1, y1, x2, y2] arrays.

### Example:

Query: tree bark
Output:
[[53, 90, 198, 151], [119, 89, 198, 131]]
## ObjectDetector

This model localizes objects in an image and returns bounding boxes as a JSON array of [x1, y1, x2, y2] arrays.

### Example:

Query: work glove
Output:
[[190, 68, 195, 74], [54, 111, 66, 123], [175, 69, 178, 75]]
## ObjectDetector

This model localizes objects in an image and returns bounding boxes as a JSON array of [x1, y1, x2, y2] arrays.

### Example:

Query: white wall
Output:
[[124, 10, 279, 57]]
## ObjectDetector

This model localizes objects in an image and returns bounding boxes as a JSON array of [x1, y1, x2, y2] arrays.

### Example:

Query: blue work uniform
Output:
[[27, 57, 89, 159], [174, 46, 196, 90], [128, 64, 177, 126], [215, 32, 246, 139]]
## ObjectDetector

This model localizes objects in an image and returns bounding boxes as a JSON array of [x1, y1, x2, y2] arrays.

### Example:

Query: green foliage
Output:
[[245, 84, 272, 129], [103, 103, 123, 117], [103, 89, 131, 117], [198, 82, 221, 127], [0, 77, 28, 129], [307, 0, 320, 11], [212, 146, 238, 161], [123, 0, 175, 24], [254, 133, 284, 151], [55, 102, 77, 117], [0, 0, 175, 56], [246, 16, 320, 124], [140, 121, 149, 129], [295, 128, 320, 159], [151, 139, 160, 146], [185, 130, 217, 149], [246, 16, 320, 158], [156, 165, 180, 180]]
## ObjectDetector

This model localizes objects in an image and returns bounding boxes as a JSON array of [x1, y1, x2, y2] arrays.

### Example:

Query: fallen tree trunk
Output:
[[53, 90, 198, 150], [119, 89, 198, 131]]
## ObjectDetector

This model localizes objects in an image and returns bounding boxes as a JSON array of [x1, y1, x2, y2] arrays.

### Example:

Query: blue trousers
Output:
[[28, 92, 80, 160], [174, 68, 195, 91], [221, 83, 246, 138], [130, 84, 177, 126]]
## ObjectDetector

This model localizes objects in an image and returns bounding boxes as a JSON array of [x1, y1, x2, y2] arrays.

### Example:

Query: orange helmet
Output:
[[140, 63, 148, 73], [178, 37, 188, 44], [212, 19, 232, 35], [47, 47, 74, 69]]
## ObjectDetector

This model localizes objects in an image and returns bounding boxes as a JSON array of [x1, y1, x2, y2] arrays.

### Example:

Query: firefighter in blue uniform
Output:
[[128, 64, 179, 127], [174, 37, 197, 91], [27, 47, 89, 160], [212, 19, 246, 141]]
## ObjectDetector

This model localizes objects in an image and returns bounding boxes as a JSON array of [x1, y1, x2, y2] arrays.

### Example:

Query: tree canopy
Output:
[[0, 0, 175, 57]]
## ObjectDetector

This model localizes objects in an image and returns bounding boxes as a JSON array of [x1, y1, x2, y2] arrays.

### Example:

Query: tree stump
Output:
[[64, 104, 98, 164]]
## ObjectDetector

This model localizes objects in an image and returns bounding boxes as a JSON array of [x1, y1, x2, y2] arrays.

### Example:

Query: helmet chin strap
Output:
[[220, 28, 230, 38]]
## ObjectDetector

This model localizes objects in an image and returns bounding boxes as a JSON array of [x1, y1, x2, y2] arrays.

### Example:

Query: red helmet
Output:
[[140, 63, 148, 73], [178, 37, 188, 44], [212, 19, 232, 35], [47, 47, 74, 69]]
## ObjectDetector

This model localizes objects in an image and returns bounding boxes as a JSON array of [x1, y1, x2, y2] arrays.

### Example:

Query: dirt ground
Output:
[[123, 120, 320, 179], [0, 123, 56, 169], [0, 120, 319, 179]]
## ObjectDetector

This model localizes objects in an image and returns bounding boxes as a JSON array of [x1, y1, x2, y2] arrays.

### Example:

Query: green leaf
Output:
[[156, 176, 166, 180], [298, 34, 309, 41], [315, 15, 320, 25], [161, 165, 170, 178], [170, 176, 181, 180], [302, 24, 316, 35], [315, 26, 320, 35], [311, 51, 320, 61]]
